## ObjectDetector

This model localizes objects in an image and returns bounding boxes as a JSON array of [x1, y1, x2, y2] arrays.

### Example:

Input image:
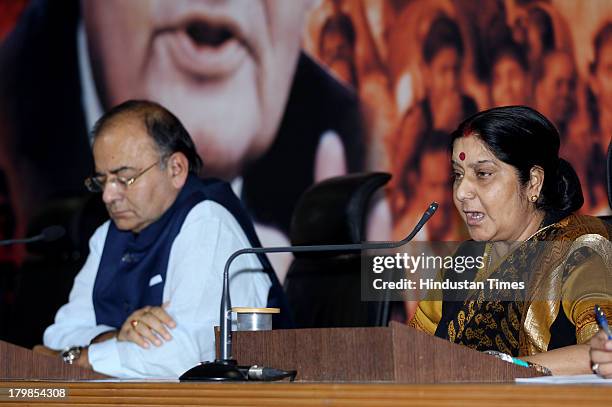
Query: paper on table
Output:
[[516, 374, 612, 384]]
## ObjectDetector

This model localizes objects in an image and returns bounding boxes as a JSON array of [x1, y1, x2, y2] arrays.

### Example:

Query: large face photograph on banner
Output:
[[0, 0, 610, 345]]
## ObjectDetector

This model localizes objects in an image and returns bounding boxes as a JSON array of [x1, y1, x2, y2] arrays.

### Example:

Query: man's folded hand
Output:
[[117, 302, 176, 349]]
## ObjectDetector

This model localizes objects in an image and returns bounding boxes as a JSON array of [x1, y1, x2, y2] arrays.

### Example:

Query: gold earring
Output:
[[530, 195, 538, 202]]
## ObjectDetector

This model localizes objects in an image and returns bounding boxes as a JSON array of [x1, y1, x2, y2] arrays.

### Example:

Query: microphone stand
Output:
[[0, 226, 66, 246], [180, 202, 438, 381], [0, 236, 45, 246]]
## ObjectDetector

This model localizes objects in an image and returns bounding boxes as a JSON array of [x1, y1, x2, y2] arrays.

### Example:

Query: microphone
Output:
[[0, 225, 66, 246], [180, 202, 438, 381]]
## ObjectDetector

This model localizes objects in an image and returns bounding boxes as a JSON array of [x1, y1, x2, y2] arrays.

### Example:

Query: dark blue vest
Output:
[[92, 175, 292, 329]]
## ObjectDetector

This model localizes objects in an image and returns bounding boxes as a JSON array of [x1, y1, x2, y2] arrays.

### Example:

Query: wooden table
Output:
[[1, 381, 611, 406]]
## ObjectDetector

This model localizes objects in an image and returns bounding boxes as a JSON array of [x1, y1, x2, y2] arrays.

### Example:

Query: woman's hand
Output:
[[590, 330, 612, 378], [117, 302, 176, 349]]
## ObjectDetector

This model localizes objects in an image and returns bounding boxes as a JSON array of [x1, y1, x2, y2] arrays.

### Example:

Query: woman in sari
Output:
[[410, 105, 611, 375]]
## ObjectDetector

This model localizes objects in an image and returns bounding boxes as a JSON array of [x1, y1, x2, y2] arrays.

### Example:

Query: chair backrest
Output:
[[284, 172, 391, 328], [7, 195, 108, 348]]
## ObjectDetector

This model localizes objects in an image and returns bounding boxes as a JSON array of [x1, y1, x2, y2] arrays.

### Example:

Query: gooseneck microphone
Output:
[[0, 225, 66, 246], [180, 202, 438, 381]]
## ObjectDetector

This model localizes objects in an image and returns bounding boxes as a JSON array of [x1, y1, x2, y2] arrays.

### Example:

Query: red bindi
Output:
[[459, 152, 466, 161]]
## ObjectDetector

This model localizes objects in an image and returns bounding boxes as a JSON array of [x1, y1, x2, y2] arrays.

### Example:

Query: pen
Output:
[[595, 304, 612, 340]]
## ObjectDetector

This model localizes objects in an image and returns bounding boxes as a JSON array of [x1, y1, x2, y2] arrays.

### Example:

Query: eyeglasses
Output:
[[84, 161, 159, 193]]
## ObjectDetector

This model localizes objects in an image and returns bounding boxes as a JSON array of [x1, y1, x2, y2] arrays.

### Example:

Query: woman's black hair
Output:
[[450, 105, 583, 214]]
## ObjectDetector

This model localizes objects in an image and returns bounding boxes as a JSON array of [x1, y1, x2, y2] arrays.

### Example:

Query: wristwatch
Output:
[[61, 346, 83, 364]]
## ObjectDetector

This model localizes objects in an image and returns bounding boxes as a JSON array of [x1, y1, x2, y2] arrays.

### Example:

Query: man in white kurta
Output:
[[42, 100, 272, 378]]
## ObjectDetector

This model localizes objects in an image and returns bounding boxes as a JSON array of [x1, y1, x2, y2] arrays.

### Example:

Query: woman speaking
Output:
[[410, 105, 611, 375]]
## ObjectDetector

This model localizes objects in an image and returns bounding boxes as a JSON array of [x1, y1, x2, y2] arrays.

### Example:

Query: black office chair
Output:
[[6, 195, 107, 348], [284, 172, 391, 328]]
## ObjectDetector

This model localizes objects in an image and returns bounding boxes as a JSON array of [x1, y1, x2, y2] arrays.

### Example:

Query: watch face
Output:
[[61, 346, 82, 364]]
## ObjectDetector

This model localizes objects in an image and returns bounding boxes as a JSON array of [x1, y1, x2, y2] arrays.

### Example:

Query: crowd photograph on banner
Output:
[[306, 0, 611, 238]]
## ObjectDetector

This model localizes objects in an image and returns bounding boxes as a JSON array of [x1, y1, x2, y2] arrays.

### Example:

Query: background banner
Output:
[[0, 0, 610, 344]]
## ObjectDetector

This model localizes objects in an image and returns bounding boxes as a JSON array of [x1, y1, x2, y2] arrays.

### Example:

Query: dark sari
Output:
[[410, 214, 612, 356]]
